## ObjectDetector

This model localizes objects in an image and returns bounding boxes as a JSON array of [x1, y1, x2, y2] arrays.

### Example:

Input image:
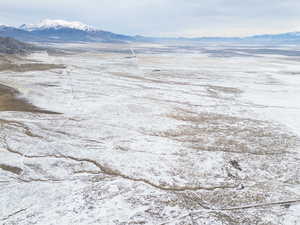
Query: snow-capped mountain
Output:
[[2, 19, 300, 44], [20, 19, 97, 32], [0, 19, 135, 43]]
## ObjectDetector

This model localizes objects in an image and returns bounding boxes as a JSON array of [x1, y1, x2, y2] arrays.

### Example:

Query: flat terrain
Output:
[[0, 43, 300, 225]]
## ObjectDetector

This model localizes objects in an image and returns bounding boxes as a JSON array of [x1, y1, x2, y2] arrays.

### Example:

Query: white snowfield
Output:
[[0, 43, 300, 225], [20, 19, 97, 31]]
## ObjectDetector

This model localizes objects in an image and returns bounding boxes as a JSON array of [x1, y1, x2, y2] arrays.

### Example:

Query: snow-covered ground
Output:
[[0, 43, 299, 225]]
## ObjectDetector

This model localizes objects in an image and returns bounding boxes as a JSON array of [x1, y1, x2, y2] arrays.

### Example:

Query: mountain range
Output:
[[1, 19, 300, 44]]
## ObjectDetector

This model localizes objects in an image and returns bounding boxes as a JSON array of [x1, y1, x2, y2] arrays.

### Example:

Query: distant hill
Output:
[[134, 32, 300, 44], [246, 32, 300, 43], [0, 36, 38, 54]]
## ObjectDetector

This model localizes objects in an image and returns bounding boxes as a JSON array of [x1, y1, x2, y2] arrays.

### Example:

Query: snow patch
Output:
[[20, 19, 97, 32]]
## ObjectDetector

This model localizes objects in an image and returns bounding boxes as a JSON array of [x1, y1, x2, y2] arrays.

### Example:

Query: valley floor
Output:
[[0, 43, 300, 225]]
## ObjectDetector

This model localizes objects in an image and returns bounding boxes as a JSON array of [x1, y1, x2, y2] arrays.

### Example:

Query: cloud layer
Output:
[[1, 0, 300, 37]]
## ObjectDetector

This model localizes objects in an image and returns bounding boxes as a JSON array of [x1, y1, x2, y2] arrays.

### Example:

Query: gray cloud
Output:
[[1, 0, 300, 37]]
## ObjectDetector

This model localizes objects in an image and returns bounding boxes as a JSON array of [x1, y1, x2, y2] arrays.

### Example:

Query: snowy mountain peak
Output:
[[20, 19, 97, 32]]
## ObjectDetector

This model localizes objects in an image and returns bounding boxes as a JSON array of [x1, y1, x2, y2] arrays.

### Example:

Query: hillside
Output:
[[0, 36, 37, 54]]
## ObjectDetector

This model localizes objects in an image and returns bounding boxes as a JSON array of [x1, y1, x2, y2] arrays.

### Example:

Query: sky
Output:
[[1, 0, 300, 37]]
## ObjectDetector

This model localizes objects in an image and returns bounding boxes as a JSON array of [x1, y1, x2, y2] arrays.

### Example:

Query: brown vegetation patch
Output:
[[0, 63, 66, 72], [0, 164, 23, 175], [206, 85, 243, 94], [152, 109, 299, 155]]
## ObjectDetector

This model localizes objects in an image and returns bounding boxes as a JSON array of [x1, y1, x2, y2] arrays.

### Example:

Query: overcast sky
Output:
[[1, 0, 300, 37]]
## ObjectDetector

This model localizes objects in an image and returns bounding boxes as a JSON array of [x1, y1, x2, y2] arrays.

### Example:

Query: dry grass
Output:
[[0, 63, 66, 72], [0, 53, 65, 72], [206, 85, 243, 94], [151, 109, 299, 155]]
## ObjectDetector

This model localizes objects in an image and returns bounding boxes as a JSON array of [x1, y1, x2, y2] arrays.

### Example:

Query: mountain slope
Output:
[[0, 36, 37, 54], [19, 19, 134, 43], [0, 25, 42, 42]]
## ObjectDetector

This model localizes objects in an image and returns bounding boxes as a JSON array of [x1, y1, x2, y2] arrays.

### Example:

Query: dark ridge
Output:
[[0, 164, 23, 175]]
